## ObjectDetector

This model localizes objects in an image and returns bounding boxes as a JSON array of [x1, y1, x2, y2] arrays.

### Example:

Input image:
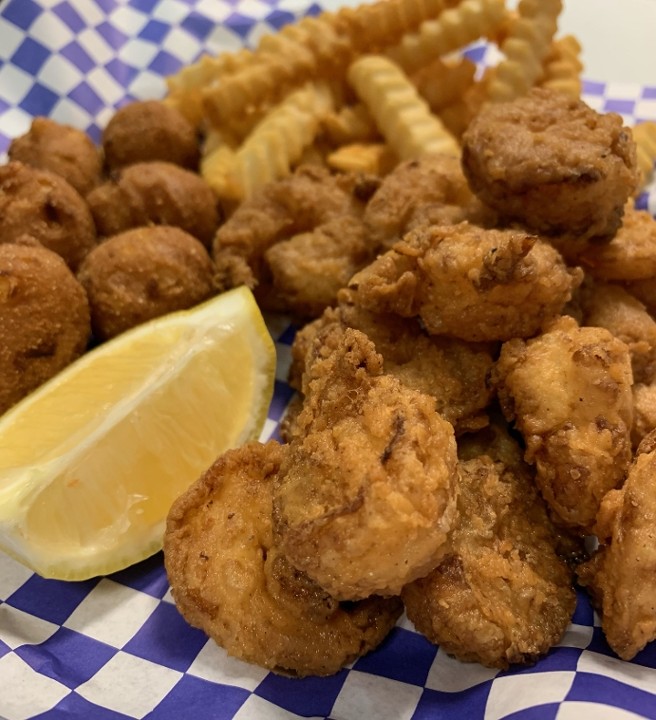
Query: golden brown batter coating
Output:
[[0, 161, 97, 271], [273, 328, 459, 600], [102, 100, 200, 171], [462, 88, 638, 254], [402, 422, 576, 669], [289, 287, 495, 434], [578, 430, 656, 660], [492, 315, 634, 532], [8, 117, 103, 196], [631, 382, 656, 450], [0, 243, 90, 415], [164, 440, 402, 677], [77, 226, 215, 340], [86, 161, 220, 247], [348, 222, 583, 342]]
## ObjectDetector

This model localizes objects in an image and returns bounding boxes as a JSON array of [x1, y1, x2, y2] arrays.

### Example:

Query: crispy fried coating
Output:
[[402, 423, 576, 668], [0, 161, 97, 271], [289, 287, 495, 434], [102, 100, 200, 171], [0, 243, 90, 414], [348, 222, 583, 342], [212, 165, 376, 316], [86, 161, 220, 248], [273, 328, 459, 600], [77, 226, 215, 340], [577, 430, 656, 660], [461, 88, 638, 255], [8, 117, 102, 196], [164, 440, 402, 677], [631, 382, 656, 450], [492, 315, 634, 532], [579, 281, 656, 384], [362, 154, 490, 249], [578, 204, 656, 282]]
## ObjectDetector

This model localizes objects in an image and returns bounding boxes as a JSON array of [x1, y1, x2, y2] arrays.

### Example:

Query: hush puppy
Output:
[[0, 242, 91, 415], [77, 226, 216, 341]]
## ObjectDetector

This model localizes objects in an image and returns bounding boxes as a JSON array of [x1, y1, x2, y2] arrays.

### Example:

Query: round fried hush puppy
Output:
[[288, 289, 495, 435], [77, 226, 215, 341], [462, 88, 638, 253], [0, 243, 90, 415], [577, 429, 656, 661], [273, 328, 459, 600], [102, 100, 200, 171], [8, 117, 103, 196], [402, 428, 576, 669], [0, 161, 97, 271], [492, 315, 634, 533], [86, 161, 219, 248], [348, 222, 583, 342], [164, 440, 402, 677]]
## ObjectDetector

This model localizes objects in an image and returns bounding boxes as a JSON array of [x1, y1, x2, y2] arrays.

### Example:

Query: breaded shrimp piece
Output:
[[631, 382, 656, 450], [8, 117, 102, 196], [348, 222, 583, 342], [289, 288, 495, 434], [0, 161, 97, 271], [212, 165, 376, 314], [402, 422, 576, 669], [0, 243, 90, 414], [164, 440, 402, 677], [273, 328, 459, 600], [78, 226, 215, 341], [86, 161, 220, 248], [579, 280, 656, 384], [577, 430, 656, 661], [102, 100, 200, 171], [578, 204, 656, 281], [462, 88, 638, 256], [492, 315, 634, 532]]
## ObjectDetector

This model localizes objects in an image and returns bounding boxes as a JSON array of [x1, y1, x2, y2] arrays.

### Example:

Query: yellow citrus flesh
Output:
[[0, 287, 276, 580]]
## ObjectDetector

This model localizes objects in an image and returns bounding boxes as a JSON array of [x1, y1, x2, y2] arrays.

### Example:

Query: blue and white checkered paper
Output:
[[2, 2, 656, 719]]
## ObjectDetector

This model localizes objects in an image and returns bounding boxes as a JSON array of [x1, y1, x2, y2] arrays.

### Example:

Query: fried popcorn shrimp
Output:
[[362, 154, 479, 249], [402, 422, 576, 668], [8, 117, 102, 196], [492, 315, 634, 532], [579, 281, 656, 384], [461, 89, 639, 254], [578, 204, 656, 282], [577, 430, 656, 660], [102, 100, 200, 172], [77, 226, 215, 341], [0, 243, 90, 415], [212, 165, 375, 315], [164, 440, 402, 677], [289, 288, 495, 434], [631, 382, 656, 450], [86, 161, 220, 248], [274, 328, 459, 600], [349, 222, 583, 342], [0, 161, 97, 271]]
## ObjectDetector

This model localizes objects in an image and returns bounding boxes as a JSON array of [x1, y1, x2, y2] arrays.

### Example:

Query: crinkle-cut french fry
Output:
[[200, 143, 240, 201], [321, 103, 381, 146], [437, 73, 490, 138], [537, 35, 583, 98], [348, 55, 460, 160], [327, 142, 398, 175], [332, 0, 447, 54], [385, 0, 506, 74], [487, 0, 562, 102], [205, 83, 334, 202], [633, 121, 656, 189], [412, 56, 477, 113]]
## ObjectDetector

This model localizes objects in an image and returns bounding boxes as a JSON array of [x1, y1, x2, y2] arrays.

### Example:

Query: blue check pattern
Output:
[[1, 2, 656, 719]]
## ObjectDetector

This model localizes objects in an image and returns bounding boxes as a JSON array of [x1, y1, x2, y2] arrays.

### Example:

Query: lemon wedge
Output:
[[0, 287, 276, 581]]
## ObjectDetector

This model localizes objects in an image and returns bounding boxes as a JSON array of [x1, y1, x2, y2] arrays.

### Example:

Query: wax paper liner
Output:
[[1, 1, 656, 719]]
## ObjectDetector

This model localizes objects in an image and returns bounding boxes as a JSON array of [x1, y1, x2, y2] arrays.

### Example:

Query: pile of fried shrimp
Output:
[[3, 0, 656, 679]]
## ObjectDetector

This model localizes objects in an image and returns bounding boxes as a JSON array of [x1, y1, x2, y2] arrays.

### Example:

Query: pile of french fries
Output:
[[164, 0, 656, 204]]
